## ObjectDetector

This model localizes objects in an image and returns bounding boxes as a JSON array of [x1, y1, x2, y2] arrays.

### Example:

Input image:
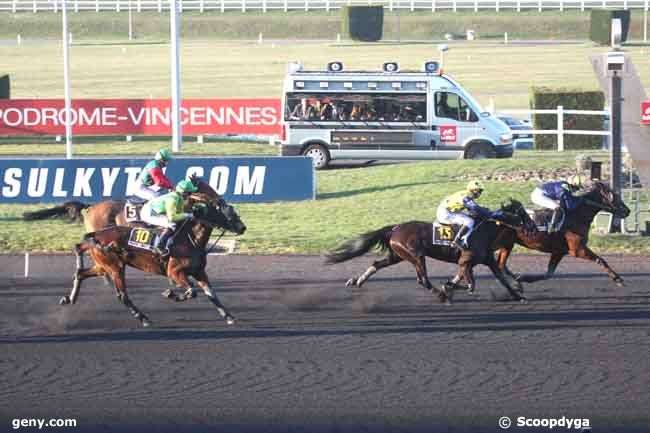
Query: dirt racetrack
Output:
[[0, 254, 649, 433]]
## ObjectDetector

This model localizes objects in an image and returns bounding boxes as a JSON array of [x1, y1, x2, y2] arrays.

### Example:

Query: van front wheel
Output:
[[465, 142, 495, 160], [303, 144, 330, 169]]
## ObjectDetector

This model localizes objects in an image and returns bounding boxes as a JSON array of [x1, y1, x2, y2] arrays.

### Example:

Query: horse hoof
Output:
[[226, 316, 235, 326], [465, 289, 476, 296], [141, 318, 152, 327], [59, 296, 70, 305], [162, 288, 175, 300], [615, 279, 625, 288], [345, 278, 356, 287], [519, 297, 528, 304]]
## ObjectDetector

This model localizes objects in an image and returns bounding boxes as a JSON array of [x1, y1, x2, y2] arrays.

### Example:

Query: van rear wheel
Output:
[[465, 142, 495, 160], [303, 144, 330, 170]]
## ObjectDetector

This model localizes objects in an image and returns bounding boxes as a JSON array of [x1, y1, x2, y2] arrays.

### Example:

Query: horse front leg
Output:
[[573, 247, 624, 287], [194, 269, 235, 325], [495, 248, 524, 292], [486, 258, 526, 303]]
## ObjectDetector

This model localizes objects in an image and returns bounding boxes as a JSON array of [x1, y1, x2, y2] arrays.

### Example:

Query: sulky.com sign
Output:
[[0, 99, 282, 136], [0, 157, 314, 204]]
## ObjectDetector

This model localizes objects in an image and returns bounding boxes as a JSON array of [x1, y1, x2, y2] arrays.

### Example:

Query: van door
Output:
[[433, 91, 480, 153]]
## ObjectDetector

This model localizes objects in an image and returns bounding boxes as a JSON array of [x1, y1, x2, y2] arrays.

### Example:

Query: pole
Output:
[[62, 0, 73, 159], [644, 5, 648, 43], [128, 0, 133, 40], [610, 69, 622, 232], [170, 0, 182, 152]]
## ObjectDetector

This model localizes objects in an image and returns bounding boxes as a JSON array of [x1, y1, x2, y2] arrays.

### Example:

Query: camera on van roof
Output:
[[383, 62, 400, 73], [327, 61, 344, 72], [423, 61, 440, 73]]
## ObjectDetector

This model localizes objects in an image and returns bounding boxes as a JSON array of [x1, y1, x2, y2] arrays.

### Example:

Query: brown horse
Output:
[[326, 201, 534, 303], [494, 181, 630, 286], [59, 185, 247, 327]]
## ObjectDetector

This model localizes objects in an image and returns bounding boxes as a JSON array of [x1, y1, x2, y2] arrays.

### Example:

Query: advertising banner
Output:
[[0, 157, 314, 204], [0, 99, 282, 136]]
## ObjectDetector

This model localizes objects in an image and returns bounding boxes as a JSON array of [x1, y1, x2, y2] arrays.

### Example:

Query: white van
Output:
[[280, 61, 513, 169]]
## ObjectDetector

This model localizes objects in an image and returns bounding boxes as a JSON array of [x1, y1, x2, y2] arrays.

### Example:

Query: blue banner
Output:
[[0, 157, 315, 203]]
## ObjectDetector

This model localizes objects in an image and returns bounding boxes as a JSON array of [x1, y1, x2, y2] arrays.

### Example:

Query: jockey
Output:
[[531, 175, 585, 233], [134, 149, 175, 201], [140, 179, 198, 256], [437, 180, 497, 249]]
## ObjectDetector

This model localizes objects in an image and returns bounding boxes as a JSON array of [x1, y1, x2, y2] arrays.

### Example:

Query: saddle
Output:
[[432, 222, 461, 246], [127, 227, 162, 252], [124, 196, 146, 223], [529, 208, 565, 232]]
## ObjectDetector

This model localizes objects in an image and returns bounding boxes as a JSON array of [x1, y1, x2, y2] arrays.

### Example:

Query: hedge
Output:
[[341, 6, 384, 42], [589, 9, 630, 45]]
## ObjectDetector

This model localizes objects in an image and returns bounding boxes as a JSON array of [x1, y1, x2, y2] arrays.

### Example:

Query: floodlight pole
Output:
[[170, 0, 182, 152], [62, 0, 73, 159], [128, 0, 133, 41]]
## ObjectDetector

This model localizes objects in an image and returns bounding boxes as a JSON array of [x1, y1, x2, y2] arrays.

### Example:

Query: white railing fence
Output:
[[0, 0, 648, 12], [489, 105, 609, 152]]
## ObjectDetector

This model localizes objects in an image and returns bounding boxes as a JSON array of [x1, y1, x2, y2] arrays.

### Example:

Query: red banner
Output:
[[0, 99, 282, 136]]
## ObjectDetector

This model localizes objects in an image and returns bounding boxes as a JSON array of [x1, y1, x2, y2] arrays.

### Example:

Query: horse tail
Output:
[[23, 201, 89, 221], [325, 225, 394, 264]]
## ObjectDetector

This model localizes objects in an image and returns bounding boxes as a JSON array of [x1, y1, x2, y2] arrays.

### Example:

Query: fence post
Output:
[[580, 0, 584, 11], [557, 105, 564, 152], [221, 0, 225, 12], [54, 0, 58, 12], [559, 0, 563, 11], [410, 0, 414, 12], [283, 0, 287, 12], [452, 0, 456, 12], [74, 0, 79, 12], [179, 0, 183, 12], [116, 0, 120, 12], [496, 0, 499, 12], [96, 0, 99, 12], [137, 0, 141, 12], [32, 0, 36, 13], [538, 0, 542, 12], [624, 0, 627, 9], [517, 0, 520, 12], [326, 0, 330, 11], [242, 0, 245, 12], [601, 0, 605, 8], [432, 0, 436, 12], [158, 0, 162, 12], [474, 0, 477, 12], [304, 0, 308, 11]]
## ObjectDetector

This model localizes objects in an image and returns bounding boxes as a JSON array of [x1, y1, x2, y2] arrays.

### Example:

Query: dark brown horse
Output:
[[59, 188, 247, 327], [494, 181, 630, 286], [326, 201, 534, 303]]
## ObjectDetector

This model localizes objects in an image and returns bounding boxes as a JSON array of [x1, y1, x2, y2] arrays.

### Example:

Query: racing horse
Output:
[[494, 180, 630, 286], [326, 201, 535, 303], [59, 185, 247, 327]]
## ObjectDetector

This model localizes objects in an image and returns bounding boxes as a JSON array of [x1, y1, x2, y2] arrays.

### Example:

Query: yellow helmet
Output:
[[467, 180, 484, 193], [567, 175, 585, 188]]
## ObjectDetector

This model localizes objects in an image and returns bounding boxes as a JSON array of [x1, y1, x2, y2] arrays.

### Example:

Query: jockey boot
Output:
[[452, 225, 470, 249], [155, 228, 174, 256], [548, 208, 563, 233]]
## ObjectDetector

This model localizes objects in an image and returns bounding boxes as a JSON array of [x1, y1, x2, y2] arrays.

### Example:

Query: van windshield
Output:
[[285, 92, 427, 122]]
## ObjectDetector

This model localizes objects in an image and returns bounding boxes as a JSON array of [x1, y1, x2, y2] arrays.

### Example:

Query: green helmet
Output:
[[175, 179, 198, 194], [155, 148, 173, 162]]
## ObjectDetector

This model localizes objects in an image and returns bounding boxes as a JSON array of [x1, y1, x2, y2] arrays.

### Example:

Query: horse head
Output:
[[187, 175, 247, 235], [500, 198, 538, 236], [583, 181, 630, 219]]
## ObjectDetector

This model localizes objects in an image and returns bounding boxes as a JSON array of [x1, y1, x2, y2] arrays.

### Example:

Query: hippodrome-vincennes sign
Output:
[[0, 99, 282, 136], [0, 157, 314, 204]]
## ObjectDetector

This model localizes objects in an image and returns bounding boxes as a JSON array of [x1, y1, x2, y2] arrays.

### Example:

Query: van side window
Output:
[[284, 92, 427, 123], [435, 92, 477, 122]]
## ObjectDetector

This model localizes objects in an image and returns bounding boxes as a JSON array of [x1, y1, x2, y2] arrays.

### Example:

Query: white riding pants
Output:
[[531, 187, 560, 210], [133, 184, 166, 201], [140, 203, 177, 230], [436, 206, 474, 229]]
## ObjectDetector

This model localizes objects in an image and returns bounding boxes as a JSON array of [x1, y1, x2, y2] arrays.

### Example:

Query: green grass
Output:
[[0, 139, 278, 156], [2, 152, 648, 254], [2, 11, 650, 41], [2, 39, 650, 109]]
